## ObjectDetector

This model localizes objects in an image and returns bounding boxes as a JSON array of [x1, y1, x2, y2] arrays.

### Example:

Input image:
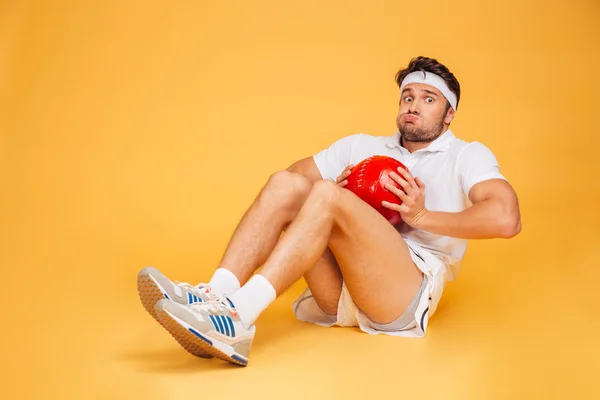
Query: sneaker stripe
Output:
[[188, 293, 193, 304], [164, 293, 170, 299], [221, 316, 230, 336], [226, 316, 235, 337], [209, 315, 221, 333], [215, 314, 225, 334], [188, 328, 213, 345]]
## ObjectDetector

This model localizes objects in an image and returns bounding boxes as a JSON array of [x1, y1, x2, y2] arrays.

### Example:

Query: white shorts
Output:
[[291, 243, 448, 337]]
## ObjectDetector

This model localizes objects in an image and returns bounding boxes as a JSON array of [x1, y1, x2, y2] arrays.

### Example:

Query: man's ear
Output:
[[444, 106, 455, 125]]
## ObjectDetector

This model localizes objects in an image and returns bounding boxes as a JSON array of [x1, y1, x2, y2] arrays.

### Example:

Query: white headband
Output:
[[400, 71, 457, 111]]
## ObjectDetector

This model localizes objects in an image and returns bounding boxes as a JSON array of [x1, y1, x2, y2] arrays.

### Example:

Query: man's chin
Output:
[[399, 124, 445, 143], [402, 136, 430, 143], [399, 128, 422, 142]]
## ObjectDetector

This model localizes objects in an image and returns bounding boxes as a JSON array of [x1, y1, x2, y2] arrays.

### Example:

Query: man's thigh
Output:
[[327, 186, 423, 325], [303, 247, 343, 316]]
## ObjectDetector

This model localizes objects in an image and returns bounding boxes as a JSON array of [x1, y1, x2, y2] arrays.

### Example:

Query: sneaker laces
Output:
[[189, 294, 237, 316], [174, 281, 220, 302]]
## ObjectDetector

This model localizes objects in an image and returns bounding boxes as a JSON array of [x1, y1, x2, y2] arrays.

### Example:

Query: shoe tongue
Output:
[[198, 286, 222, 302]]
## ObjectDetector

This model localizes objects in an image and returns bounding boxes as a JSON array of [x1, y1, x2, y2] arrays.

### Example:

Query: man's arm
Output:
[[286, 157, 324, 184], [416, 179, 521, 239]]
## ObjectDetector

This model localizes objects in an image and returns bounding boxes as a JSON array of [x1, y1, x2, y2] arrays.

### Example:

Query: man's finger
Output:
[[381, 200, 401, 211], [397, 167, 419, 192], [389, 172, 413, 196], [382, 201, 409, 215], [415, 177, 426, 197], [385, 183, 406, 199]]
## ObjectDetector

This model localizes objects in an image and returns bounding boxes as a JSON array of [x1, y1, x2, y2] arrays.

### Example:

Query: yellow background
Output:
[[1, 0, 599, 399]]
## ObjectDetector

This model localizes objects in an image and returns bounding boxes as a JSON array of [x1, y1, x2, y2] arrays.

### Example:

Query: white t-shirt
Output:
[[312, 129, 507, 281]]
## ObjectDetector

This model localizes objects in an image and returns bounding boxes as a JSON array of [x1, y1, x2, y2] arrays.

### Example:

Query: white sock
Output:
[[208, 268, 241, 297], [229, 274, 277, 329]]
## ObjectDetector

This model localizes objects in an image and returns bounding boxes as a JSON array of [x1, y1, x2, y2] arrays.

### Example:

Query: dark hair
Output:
[[395, 56, 461, 110]]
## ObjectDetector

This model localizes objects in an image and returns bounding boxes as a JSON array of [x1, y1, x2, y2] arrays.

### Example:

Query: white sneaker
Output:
[[137, 266, 218, 358], [154, 296, 255, 366]]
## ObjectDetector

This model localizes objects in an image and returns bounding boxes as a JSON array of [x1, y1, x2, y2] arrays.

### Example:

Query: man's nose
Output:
[[408, 100, 419, 114]]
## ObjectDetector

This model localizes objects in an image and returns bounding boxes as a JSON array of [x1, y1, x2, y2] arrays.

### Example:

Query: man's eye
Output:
[[404, 96, 413, 102], [426, 97, 434, 103]]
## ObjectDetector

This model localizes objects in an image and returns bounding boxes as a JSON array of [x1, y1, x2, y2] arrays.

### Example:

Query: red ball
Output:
[[344, 155, 408, 225]]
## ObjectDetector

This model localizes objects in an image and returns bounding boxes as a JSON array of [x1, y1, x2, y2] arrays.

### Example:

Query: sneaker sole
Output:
[[137, 273, 213, 359], [154, 304, 249, 367]]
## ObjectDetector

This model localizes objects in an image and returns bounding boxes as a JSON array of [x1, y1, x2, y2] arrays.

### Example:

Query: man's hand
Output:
[[335, 164, 354, 187], [381, 167, 428, 227]]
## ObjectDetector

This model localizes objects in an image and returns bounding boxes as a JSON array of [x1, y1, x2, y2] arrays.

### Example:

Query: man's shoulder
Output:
[[447, 135, 501, 171], [448, 135, 497, 158]]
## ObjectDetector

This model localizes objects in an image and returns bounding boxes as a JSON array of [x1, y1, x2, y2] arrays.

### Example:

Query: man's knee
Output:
[[308, 179, 341, 207], [264, 170, 312, 208]]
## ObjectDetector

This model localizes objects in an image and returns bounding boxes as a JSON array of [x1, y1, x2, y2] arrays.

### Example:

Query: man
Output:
[[137, 56, 521, 367]]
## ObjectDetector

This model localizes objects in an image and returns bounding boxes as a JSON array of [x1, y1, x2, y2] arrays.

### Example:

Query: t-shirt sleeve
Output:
[[312, 134, 361, 181], [457, 141, 507, 197]]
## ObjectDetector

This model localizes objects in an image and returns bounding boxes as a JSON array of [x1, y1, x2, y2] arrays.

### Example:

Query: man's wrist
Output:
[[411, 207, 430, 229]]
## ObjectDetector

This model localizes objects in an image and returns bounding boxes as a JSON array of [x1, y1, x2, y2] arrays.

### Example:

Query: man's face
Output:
[[396, 83, 455, 143]]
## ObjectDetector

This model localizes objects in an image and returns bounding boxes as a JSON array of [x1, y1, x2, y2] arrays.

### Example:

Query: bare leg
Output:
[[302, 247, 343, 316], [213, 170, 343, 311], [260, 180, 423, 324], [215, 171, 312, 285]]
